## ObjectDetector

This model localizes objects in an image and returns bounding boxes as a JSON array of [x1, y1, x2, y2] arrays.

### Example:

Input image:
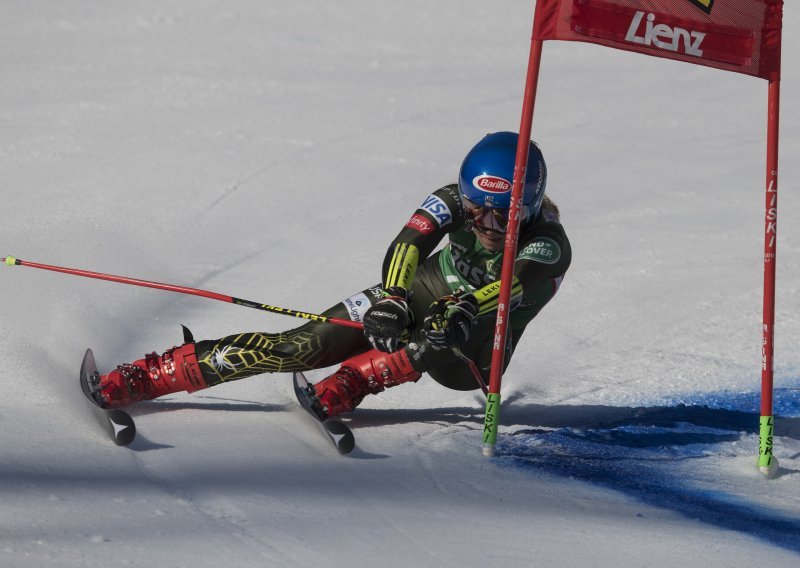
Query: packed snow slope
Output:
[[2, 1, 800, 566]]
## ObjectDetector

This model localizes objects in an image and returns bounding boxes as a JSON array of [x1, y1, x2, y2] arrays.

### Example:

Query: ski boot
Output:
[[312, 348, 421, 418], [92, 341, 207, 408]]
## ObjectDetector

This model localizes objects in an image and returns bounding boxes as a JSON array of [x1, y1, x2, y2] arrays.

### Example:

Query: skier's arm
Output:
[[422, 223, 571, 348], [511, 224, 571, 302], [380, 184, 464, 291], [468, 228, 570, 314], [364, 185, 464, 352]]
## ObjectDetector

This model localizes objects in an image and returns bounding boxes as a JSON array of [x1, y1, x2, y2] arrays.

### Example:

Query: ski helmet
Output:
[[458, 132, 547, 226]]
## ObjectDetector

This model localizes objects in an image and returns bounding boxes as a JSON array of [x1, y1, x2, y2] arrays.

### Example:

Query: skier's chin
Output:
[[474, 228, 505, 251]]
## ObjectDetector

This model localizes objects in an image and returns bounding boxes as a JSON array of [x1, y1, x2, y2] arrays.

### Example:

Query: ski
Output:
[[293, 371, 355, 455], [80, 349, 136, 446]]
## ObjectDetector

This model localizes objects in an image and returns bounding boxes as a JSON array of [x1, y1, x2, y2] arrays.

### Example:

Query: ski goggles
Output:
[[462, 197, 510, 234]]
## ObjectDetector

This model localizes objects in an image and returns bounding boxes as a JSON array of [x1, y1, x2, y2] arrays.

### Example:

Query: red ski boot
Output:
[[97, 343, 207, 408], [312, 348, 421, 418]]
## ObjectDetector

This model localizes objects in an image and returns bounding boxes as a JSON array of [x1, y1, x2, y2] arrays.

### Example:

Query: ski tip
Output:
[[80, 348, 106, 408], [80, 348, 97, 377], [292, 371, 308, 387], [293, 372, 329, 422]]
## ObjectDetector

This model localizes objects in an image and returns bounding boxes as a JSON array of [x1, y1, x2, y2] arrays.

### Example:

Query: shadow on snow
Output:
[[101, 379, 800, 552]]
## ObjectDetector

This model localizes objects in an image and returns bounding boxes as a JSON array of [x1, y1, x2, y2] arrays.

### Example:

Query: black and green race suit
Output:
[[195, 184, 571, 391]]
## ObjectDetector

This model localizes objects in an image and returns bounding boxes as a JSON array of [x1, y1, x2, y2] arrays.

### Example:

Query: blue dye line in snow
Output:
[[667, 385, 800, 417], [497, 386, 800, 553]]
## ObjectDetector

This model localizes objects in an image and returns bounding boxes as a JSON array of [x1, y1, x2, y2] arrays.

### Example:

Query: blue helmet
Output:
[[458, 132, 547, 223]]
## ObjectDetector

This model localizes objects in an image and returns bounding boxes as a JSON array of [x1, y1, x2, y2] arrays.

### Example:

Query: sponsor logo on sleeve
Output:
[[420, 195, 452, 228], [518, 237, 561, 265], [442, 185, 460, 201], [405, 213, 436, 235], [442, 185, 465, 217], [343, 292, 372, 323]]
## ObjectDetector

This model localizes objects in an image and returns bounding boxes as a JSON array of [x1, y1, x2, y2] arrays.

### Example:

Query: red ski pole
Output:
[[2, 255, 364, 330], [3, 255, 491, 393]]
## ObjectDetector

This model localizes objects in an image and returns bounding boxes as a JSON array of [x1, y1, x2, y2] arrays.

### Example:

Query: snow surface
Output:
[[2, 1, 800, 566]]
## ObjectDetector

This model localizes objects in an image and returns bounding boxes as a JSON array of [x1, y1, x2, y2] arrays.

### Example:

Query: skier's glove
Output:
[[423, 292, 479, 350], [363, 287, 412, 353]]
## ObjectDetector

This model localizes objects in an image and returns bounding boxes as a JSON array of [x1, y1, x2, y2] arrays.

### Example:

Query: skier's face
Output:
[[463, 197, 508, 251], [473, 226, 505, 251]]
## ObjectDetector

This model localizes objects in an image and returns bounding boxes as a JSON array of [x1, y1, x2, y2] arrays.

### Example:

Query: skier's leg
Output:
[[97, 286, 380, 408], [97, 341, 207, 408], [310, 330, 499, 418], [195, 325, 365, 387], [194, 286, 382, 386], [312, 348, 421, 418]]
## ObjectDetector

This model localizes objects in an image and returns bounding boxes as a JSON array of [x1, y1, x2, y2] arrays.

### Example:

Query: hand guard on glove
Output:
[[363, 287, 413, 353], [423, 292, 479, 350]]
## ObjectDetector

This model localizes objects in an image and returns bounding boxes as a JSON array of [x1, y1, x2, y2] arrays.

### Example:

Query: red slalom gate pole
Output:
[[481, 34, 545, 457], [759, 78, 780, 477], [1, 255, 364, 330]]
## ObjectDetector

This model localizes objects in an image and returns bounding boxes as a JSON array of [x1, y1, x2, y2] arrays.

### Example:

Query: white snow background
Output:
[[2, 1, 800, 566]]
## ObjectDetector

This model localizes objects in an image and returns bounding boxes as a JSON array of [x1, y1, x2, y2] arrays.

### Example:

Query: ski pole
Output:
[[2, 255, 364, 330], [4, 255, 491, 390], [453, 347, 488, 396]]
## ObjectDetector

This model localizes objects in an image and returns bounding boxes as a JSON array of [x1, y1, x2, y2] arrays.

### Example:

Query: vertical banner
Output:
[[533, 0, 782, 80]]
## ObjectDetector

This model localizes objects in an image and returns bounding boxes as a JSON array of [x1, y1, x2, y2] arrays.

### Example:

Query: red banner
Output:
[[534, 0, 783, 80]]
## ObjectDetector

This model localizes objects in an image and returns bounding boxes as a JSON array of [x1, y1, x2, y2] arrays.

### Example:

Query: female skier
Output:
[[94, 131, 571, 419]]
